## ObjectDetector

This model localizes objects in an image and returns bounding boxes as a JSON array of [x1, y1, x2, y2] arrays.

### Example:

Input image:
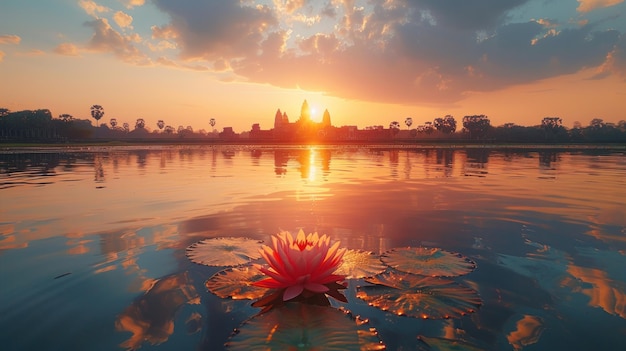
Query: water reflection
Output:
[[1, 146, 625, 350], [115, 272, 200, 350]]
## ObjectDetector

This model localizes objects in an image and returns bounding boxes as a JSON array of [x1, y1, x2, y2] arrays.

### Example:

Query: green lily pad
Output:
[[335, 249, 387, 279], [356, 271, 482, 319], [381, 247, 476, 277], [186, 237, 264, 267], [205, 266, 268, 300]]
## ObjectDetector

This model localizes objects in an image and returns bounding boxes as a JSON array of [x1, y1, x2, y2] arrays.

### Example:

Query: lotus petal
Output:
[[335, 249, 388, 279], [356, 271, 482, 319], [226, 303, 386, 350], [205, 266, 268, 300], [381, 247, 476, 277], [186, 237, 264, 267]]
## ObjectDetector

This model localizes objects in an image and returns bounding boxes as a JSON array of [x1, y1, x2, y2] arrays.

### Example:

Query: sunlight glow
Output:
[[310, 106, 321, 122], [308, 147, 317, 182]]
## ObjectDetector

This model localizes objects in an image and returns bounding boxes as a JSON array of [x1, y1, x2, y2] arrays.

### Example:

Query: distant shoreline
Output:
[[1, 141, 625, 153]]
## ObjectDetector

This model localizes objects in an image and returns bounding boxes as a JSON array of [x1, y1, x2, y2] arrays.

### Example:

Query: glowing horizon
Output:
[[1, 0, 625, 132]]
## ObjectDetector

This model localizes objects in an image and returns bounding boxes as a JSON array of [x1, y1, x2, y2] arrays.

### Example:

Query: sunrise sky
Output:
[[1, 0, 625, 132]]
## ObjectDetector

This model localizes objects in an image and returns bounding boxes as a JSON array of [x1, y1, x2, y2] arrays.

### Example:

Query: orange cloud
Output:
[[577, 0, 624, 13], [54, 42, 80, 56], [113, 11, 133, 29], [0, 34, 21, 45], [79, 0, 110, 17], [121, 0, 145, 9], [84, 18, 149, 64]]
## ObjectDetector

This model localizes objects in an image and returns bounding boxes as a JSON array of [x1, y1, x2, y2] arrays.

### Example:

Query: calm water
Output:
[[1, 145, 625, 351]]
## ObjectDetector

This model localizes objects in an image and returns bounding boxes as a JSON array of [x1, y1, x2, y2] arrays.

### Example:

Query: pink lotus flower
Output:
[[254, 230, 346, 302]]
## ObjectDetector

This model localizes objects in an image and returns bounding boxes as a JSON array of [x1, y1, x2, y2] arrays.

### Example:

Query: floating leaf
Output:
[[205, 266, 268, 300], [335, 249, 387, 279], [186, 237, 263, 267], [417, 336, 486, 351], [356, 271, 482, 319], [226, 303, 386, 350], [381, 247, 476, 277]]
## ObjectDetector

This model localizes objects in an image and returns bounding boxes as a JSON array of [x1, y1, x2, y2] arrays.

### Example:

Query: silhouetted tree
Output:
[[541, 117, 563, 133], [541, 116, 566, 142], [157, 120, 165, 131], [110, 118, 118, 128], [123, 123, 130, 132], [463, 115, 491, 139], [405, 117, 413, 130], [0, 108, 10, 117], [59, 114, 74, 122], [389, 121, 400, 137], [90, 105, 104, 124], [135, 118, 146, 129], [209, 118, 216, 130], [434, 115, 457, 134], [164, 125, 174, 134]]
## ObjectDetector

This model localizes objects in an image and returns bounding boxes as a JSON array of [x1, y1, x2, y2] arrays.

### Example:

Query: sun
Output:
[[310, 106, 322, 122]]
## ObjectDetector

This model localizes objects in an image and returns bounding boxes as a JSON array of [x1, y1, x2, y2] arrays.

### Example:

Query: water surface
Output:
[[1, 145, 625, 350]]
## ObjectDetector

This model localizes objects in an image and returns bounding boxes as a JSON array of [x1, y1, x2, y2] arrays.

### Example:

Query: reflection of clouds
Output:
[[586, 207, 626, 244], [567, 264, 626, 319], [115, 272, 199, 350], [499, 238, 626, 319], [0, 234, 28, 250], [506, 315, 544, 350], [66, 240, 91, 255]]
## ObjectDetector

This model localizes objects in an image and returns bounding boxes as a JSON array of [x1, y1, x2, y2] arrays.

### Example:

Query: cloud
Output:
[[120, 0, 145, 9], [54, 42, 80, 56], [79, 0, 110, 17], [152, 0, 278, 61], [0, 34, 21, 45], [156, 56, 209, 71], [147, 40, 176, 52], [113, 11, 134, 29], [592, 33, 626, 78], [84, 18, 149, 64], [147, 0, 623, 105], [409, 0, 531, 30], [577, 0, 624, 13]]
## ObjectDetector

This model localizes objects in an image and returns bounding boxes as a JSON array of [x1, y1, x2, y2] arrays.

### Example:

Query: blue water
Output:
[[1, 145, 625, 350]]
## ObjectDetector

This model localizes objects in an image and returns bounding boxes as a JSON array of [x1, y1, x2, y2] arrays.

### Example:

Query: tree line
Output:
[[1, 106, 625, 143]]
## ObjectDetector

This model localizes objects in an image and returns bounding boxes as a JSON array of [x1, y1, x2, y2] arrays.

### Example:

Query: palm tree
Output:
[[90, 105, 104, 124], [110, 118, 118, 128], [157, 120, 165, 131], [210, 118, 216, 130], [405, 117, 413, 130], [135, 118, 146, 129]]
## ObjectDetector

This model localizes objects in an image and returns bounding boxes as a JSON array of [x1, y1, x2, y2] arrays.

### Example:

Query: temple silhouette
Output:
[[260, 100, 333, 141]]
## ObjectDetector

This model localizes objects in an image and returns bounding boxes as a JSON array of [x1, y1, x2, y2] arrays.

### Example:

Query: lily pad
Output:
[[335, 249, 387, 279], [226, 303, 386, 350], [186, 237, 264, 267], [381, 247, 476, 277], [205, 266, 268, 300], [417, 336, 486, 351], [356, 271, 482, 319]]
